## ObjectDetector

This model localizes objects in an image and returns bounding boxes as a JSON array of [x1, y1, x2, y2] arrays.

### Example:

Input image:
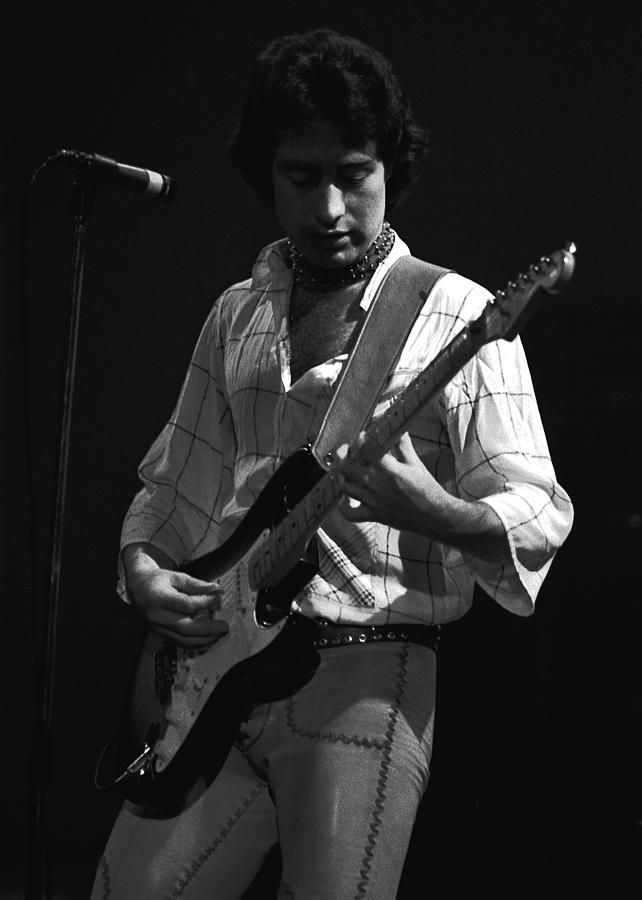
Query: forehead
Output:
[[274, 118, 379, 167]]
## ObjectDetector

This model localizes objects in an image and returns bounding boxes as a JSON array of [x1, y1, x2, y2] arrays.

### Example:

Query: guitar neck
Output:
[[252, 319, 486, 589], [368, 318, 484, 453]]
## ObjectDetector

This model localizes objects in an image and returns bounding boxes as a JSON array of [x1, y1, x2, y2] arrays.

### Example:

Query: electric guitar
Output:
[[96, 243, 576, 811]]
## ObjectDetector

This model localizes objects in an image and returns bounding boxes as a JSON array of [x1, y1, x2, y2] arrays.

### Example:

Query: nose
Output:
[[314, 181, 345, 226]]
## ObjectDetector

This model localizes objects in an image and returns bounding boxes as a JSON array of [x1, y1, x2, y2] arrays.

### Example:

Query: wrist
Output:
[[122, 542, 176, 581]]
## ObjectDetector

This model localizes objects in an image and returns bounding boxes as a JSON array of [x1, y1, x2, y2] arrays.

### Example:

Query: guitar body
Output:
[[110, 447, 324, 811]]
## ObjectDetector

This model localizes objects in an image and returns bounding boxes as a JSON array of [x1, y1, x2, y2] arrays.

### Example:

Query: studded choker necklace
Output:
[[287, 222, 395, 292]]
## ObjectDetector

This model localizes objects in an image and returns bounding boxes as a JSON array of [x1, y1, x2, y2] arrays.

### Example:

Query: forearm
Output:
[[414, 493, 510, 562]]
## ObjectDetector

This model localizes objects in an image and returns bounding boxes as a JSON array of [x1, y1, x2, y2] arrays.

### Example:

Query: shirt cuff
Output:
[[469, 487, 573, 616]]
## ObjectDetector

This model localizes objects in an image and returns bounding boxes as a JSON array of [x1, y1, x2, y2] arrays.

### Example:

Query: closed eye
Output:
[[288, 171, 319, 188], [340, 171, 368, 186]]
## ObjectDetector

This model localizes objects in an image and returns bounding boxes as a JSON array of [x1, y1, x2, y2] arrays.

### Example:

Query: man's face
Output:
[[272, 117, 387, 270]]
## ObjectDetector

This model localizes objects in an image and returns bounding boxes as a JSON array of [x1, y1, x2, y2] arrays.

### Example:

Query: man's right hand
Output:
[[122, 543, 229, 648]]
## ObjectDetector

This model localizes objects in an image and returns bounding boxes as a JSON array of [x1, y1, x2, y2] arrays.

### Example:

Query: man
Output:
[[90, 28, 573, 899]]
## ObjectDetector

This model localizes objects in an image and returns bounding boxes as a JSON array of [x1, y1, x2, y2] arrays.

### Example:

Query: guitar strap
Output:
[[311, 255, 451, 465]]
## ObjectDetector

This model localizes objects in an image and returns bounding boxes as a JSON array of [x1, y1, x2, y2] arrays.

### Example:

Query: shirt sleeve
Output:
[[117, 296, 237, 600], [442, 332, 574, 616]]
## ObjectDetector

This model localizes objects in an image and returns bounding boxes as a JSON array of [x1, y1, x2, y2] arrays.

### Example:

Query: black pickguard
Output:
[[181, 444, 325, 622]]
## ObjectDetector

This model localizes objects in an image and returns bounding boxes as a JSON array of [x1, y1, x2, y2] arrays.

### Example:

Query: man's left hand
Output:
[[335, 431, 454, 536]]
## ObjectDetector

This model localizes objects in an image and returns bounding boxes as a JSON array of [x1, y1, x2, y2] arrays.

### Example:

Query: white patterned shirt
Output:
[[119, 233, 573, 625]]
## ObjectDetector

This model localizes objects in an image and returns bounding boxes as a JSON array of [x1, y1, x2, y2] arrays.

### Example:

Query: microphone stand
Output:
[[26, 172, 94, 900]]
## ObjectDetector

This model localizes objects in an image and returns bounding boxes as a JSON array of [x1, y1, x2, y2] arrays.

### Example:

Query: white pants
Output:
[[90, 641, 437, 899]]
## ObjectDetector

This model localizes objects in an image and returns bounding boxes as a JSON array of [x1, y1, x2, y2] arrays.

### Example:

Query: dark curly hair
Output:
[[228, 29, 429, 209]]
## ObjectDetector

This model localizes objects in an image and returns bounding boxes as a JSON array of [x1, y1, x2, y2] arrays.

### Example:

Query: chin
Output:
[[307, 241, 365, 270], [317, 250, 358, 269]]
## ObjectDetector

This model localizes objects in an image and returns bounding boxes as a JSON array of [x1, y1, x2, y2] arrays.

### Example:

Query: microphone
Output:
[[52, 149, 178, 201]]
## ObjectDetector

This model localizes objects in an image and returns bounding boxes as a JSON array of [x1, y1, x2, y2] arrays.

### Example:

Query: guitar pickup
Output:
[[154, 642, 177, 705]]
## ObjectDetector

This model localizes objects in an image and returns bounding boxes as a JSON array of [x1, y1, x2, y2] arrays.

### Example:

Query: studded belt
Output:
[[308, 617, 440, 652]]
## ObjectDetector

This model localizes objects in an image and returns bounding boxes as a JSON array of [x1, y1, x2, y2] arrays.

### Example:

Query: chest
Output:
[[288, 285, 366, 383]]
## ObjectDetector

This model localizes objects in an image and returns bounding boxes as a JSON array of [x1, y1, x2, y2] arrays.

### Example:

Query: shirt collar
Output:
[[250, 238, 292, 291]]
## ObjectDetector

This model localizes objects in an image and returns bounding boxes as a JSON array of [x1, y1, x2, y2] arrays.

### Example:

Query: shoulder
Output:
[[410, 266, 493, 333], [390, 237, 492, 320], [218, 237, 290, 313], [203, 277, 257, 345], [204, 238, 291, 340], [434, 270, 493, 313], [217, 276, 255, 308]]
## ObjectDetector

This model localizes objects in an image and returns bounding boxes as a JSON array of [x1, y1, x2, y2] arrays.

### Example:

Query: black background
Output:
[[2, 2, 640, 896]]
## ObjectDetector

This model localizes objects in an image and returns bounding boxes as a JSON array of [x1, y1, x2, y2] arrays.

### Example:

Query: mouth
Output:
[[313, 231, 351, 246]]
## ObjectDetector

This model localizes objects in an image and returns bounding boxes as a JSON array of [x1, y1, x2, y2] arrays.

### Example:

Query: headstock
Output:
[[479, 242, 577, 343]]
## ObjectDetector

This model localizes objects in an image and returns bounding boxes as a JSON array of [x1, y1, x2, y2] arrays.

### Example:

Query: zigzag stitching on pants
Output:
[[95, 855, 111, 898], [354, 643, 410, 899], [285, 696, 387, 749], [238, 744, 270, 782], [236, 702, 272, 753], [169, 781, 266, 898]]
